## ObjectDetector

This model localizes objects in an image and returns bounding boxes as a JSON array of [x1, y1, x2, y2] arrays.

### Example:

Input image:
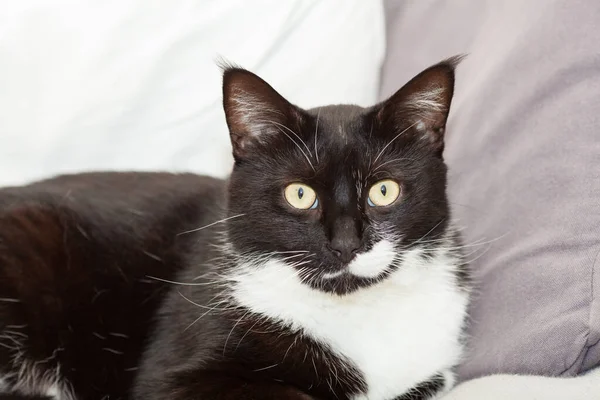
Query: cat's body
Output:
[[138, 228, 466, 400], [0, 173, 222, 399], [0, 57, 469, 400]]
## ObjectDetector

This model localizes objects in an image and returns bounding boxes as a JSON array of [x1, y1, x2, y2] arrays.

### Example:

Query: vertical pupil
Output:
[[298, 187, 304, 199], [380, 185, 387, 196]]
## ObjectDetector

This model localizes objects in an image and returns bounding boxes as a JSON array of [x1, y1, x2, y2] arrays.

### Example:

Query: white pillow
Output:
[[0, 0, 385, 186]]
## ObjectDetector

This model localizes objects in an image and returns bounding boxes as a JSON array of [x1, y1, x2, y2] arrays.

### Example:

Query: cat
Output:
[[0, 56, 469, 400]]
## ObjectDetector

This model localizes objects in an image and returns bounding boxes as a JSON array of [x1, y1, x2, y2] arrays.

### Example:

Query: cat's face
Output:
[[222, 58, 460, 295]]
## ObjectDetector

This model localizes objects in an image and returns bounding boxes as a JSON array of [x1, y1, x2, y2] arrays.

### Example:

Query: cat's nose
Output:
[[329, 235, 362, 263]]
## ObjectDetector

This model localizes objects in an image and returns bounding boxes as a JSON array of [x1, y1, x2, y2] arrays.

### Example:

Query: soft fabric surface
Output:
[[0, 0, 384, 186], [443, 367, 600, 400], [380, 0, 600, 381]]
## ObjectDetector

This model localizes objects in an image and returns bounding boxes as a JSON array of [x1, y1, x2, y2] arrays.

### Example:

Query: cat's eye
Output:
[[284, 183, 318, 210], [367, 179, 400, 207]]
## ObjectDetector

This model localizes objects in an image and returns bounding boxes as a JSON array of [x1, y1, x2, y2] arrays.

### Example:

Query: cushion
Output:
[[380, 0, 600, 381], [0, 0, 385, 186]]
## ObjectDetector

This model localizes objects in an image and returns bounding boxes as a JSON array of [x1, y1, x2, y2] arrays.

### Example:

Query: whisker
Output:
[[185, 303, 224, 331], [419, 232, 510, 255], [177, 291, 234, 311], [260, 120, 315, 172], [464, 244, 494, 264], [177, 214, 245, 236], [451, 233, 510, 250], [192, 271, 230, 281], [0, 341, 19, 351], [235, 318, 264, 351], [254, 363, 279, 372], [411, 219, 447, 246], [282, 335, 300, 362], [223, 310, 251, 356], [314, 108, 321, 163], [373, 121, 419, 164], [184, 289, 240, 332], [280, 253, 313, 262], [269, 120, 313, 159], [373, 156, 420, 172], [146, 275, 224, 287]]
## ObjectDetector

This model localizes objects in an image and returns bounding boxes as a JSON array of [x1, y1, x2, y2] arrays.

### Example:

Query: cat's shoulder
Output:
[[0, 172, 225, 216], [0, 171, 226, 256], [1, 172, 224, 201]]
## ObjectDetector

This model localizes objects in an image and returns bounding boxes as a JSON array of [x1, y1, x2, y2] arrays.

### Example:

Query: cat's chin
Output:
[[312, 270, 393, 296], [308, 239, 398, 295]]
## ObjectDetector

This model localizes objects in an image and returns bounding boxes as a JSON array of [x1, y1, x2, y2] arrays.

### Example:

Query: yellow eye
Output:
[[368, 179, 400, 207], [284, 183, 318, 210]]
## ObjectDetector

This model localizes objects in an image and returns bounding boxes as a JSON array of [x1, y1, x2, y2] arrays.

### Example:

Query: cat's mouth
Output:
[[319, 258, 393, 280], [314, 240, 398, 292], [315, 265, 394, 295]]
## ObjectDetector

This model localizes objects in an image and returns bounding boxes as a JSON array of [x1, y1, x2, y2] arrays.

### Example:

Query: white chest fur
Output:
[[229, 247, 469, 400]]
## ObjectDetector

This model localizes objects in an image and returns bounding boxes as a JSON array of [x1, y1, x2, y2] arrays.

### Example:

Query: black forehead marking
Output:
[[305, 104, 372, 172], [307, 105, 366, 143], [305, 107, 371, 213]]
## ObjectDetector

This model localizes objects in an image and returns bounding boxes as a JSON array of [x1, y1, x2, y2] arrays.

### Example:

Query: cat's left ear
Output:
[[376, 55, 464, 157], [222, 66, 300, 161]]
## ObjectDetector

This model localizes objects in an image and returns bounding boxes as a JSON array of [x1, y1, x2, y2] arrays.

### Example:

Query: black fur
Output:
[[0, 57, 464, 399], [0, 173, 222, 399], [137, 57, 464, 399], [395, 374, 446, 400]]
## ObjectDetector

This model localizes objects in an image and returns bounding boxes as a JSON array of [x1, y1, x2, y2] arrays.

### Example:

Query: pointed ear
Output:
[[222, 67, 299, 160], [376, 55, 464, 156]]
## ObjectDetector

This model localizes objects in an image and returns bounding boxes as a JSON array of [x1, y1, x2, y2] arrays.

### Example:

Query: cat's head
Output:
[[221, 57, 461, 295]]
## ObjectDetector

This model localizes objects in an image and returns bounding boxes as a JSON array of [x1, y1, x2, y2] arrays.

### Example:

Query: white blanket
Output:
[[0, 0, 385, 186], [444, 368, 600, 400]]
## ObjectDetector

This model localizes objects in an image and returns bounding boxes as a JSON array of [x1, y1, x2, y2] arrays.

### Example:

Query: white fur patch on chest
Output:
[[229, 246, 468, 400]]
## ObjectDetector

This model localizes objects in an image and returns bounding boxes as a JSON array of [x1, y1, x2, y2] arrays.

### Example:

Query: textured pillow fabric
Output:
[[0, 0, 384, 187], [380, 1, 600, 381]]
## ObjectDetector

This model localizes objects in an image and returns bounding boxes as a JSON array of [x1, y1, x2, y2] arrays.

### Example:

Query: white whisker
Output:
[[269, 120, 313, 159], [223, 310, 251, 355], [373, 156, 420, 172], [373, 121, 419, 164], [253, 363, 279, 372], [314, 108, 321, 163], [411, 219, 447, 247], [259, 119, 316, 172], [177, 214, 245, 236], [146, 276, 222, 287], [177, 291, 234, 312]]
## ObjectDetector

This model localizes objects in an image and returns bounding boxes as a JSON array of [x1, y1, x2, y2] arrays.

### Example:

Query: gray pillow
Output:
[[380, 0, 600, 381]]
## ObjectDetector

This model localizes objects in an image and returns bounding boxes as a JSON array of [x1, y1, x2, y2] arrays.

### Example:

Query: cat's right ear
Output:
[[375, 55, 464, 157], [222, 67, 298, 161]]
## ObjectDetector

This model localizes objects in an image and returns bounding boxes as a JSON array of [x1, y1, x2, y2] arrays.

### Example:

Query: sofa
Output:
[[380, 1, 600, 398]]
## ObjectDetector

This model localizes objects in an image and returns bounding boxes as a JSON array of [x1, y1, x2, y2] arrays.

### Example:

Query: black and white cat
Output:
[[0, 57, 469, 400]]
